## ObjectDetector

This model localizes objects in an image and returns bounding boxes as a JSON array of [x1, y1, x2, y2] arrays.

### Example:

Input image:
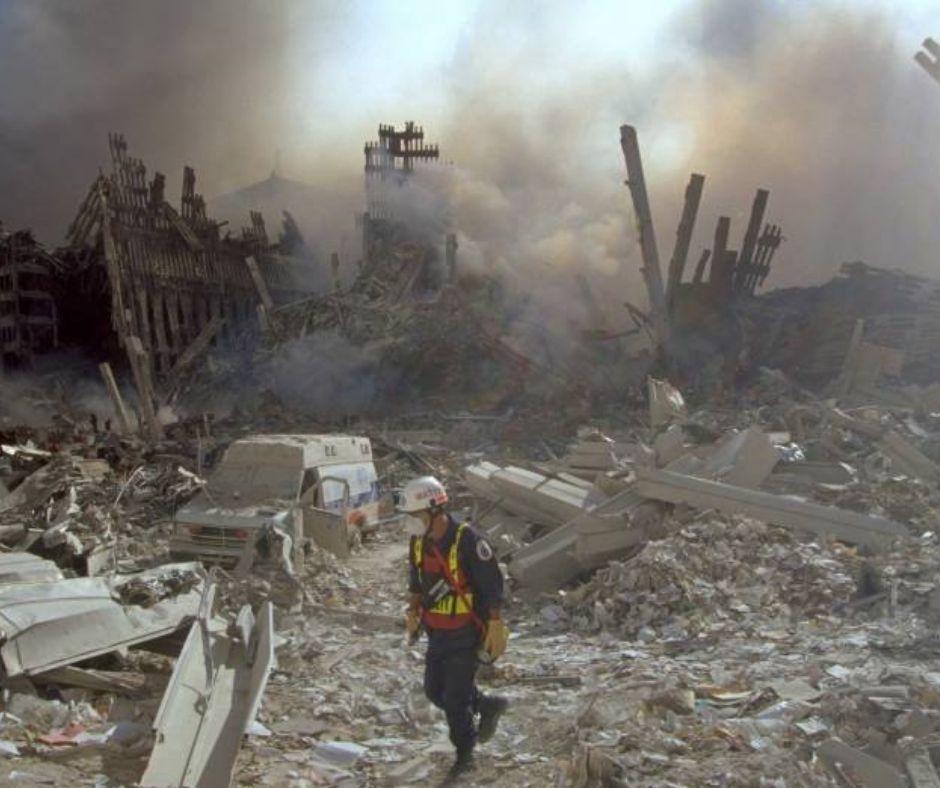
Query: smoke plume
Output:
[[1, 0, 938, 315], [425, 0, 940, 323]]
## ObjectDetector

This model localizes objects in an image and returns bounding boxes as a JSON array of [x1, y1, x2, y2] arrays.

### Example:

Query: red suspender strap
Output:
[[429, 542, 485, 635]]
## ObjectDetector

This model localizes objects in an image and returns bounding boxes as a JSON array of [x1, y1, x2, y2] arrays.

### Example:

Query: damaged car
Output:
[[170, 434, 381, 565]]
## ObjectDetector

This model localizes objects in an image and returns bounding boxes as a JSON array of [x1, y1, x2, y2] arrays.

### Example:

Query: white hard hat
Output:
[[396, 476, 449, 513]]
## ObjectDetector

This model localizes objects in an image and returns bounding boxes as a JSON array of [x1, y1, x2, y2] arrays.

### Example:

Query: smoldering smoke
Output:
[[1, 0, 938, 328]]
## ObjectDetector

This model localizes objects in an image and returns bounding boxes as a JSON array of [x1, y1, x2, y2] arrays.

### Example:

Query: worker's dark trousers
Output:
[[424, 624, 481, 754]]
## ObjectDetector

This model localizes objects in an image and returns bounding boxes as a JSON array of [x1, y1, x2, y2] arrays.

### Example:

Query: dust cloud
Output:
[[0, 0, 938, 307]]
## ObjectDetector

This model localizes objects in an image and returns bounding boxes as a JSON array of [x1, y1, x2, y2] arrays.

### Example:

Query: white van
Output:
[[170, 434, 380, 565]]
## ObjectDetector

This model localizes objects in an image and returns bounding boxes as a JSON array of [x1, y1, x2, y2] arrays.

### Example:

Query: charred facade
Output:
[[63, 134, 313, 383], [0, 227, 59, 371]]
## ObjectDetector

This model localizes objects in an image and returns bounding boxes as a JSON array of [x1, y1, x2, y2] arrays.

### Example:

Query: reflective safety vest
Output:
[[413, 522, 474, 630]]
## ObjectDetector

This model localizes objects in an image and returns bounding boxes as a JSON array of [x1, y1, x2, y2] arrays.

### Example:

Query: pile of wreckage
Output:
[[4, 359, 940, 784], [4, 97, 940, 781], [0, 226, 61, 370], [453, 369, 940, 785], [0, 430, 288, 785], [468, 375, 917, 592], [0, 406, 468, 784]]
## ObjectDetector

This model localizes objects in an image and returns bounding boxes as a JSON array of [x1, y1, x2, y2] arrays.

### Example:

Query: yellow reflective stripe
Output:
[[417, 523, 474, 616], [447, 523, 468, 615]]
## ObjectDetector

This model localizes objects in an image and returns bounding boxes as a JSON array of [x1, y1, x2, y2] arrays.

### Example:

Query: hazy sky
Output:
[[1, 0, 939, 300]]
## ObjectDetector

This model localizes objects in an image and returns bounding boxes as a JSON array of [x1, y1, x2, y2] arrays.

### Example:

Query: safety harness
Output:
[[413, 522, 485, 633]]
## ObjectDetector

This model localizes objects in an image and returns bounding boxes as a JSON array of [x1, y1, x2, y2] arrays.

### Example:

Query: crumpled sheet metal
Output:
[[0, 562, 205, 677]]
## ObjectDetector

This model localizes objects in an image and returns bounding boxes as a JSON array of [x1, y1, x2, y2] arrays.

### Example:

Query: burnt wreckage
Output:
[[0, 123, 536, 426], [0, 227, 60, 369], [10, 118, 940, 430], [63, 135, 311, 376]]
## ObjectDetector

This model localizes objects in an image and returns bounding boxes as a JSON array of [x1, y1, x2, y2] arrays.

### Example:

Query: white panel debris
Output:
[[0, 553, 64, 586], [0, 563, 204, 677], [140, 598, 275, 788]]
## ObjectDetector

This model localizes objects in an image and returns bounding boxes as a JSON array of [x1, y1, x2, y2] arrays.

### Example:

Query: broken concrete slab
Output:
[[560, 436, 619, 472], [653, 425, 685, 467], [770, 460, 856, 486], [878, 430, 940, 484], [509, 487, 662, 590], [464, 461, 502, 501], [634, 467, 908, 549], [493, 467, 589, 525], [700, 426, 779, 489], [906, 751, 940, 788], [507, 517, 583, 591], [825, 408, 940, 484], [507, 454, 705, 589], [33, 665, 149, 695], [477, 510, 534, 557], [0, 444, 53, 461], [140, 599, 275, 788], [574, 495, 664, 567], [816, 738, 906, 788], [0, 457, 67, 514], [465, 463, 590, 529], [0, 563, 204, 677]]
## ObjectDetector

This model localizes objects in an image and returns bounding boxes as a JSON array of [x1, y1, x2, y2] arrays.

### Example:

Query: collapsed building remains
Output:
[[0, 227, 59, 370], [757, 262, 940, 390], [619, 125, 785, 383], [3, 69, 940, 780], [60, 135, 314, 406], [361, 121, 453, 290]]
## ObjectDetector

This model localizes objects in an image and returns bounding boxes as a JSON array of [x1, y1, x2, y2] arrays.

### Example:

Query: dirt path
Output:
[[232, 530, 558, 786]]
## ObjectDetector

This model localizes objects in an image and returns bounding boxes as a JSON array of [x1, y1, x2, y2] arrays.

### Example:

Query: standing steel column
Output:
[[619, 125, 670, 349]]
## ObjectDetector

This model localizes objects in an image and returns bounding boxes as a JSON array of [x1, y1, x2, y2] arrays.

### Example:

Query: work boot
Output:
[[443, 748, 475, 783], [477, 695, 509, 743]]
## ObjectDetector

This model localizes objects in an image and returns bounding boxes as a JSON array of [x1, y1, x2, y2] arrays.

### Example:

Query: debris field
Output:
[[1, 37, 940, 788]]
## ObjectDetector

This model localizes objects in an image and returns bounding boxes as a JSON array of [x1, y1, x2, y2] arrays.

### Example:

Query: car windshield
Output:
[[205, 464, 301, 505]]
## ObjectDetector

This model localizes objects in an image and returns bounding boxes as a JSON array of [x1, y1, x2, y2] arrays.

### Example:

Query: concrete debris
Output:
[[465, 462, 590, 529], [816, 738, 907, 787], [699, 425, 779, 489], [141, 589, 275, 788], [561, 514, 857, 639], [635, 466, 907, 549], [7, 113, 940, 788], [907, 751, 940, 788]]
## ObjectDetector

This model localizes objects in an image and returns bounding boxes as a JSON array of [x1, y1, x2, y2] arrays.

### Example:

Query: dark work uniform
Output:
[[409, 515, 503, 755]]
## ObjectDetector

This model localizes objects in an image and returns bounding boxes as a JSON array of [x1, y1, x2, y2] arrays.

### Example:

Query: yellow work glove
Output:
[[405, 608, 421, 644], [480, 618, 509, 663]]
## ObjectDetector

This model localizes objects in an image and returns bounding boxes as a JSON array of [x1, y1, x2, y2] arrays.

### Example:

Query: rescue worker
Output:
[[398, 476, 509, 781]]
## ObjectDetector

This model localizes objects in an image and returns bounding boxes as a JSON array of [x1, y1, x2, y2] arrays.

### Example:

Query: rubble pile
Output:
[[561, 514, 858, 640], [0, 226, 60, 368], [0, 445, 205, 571], [6, 97, 940, 785]]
